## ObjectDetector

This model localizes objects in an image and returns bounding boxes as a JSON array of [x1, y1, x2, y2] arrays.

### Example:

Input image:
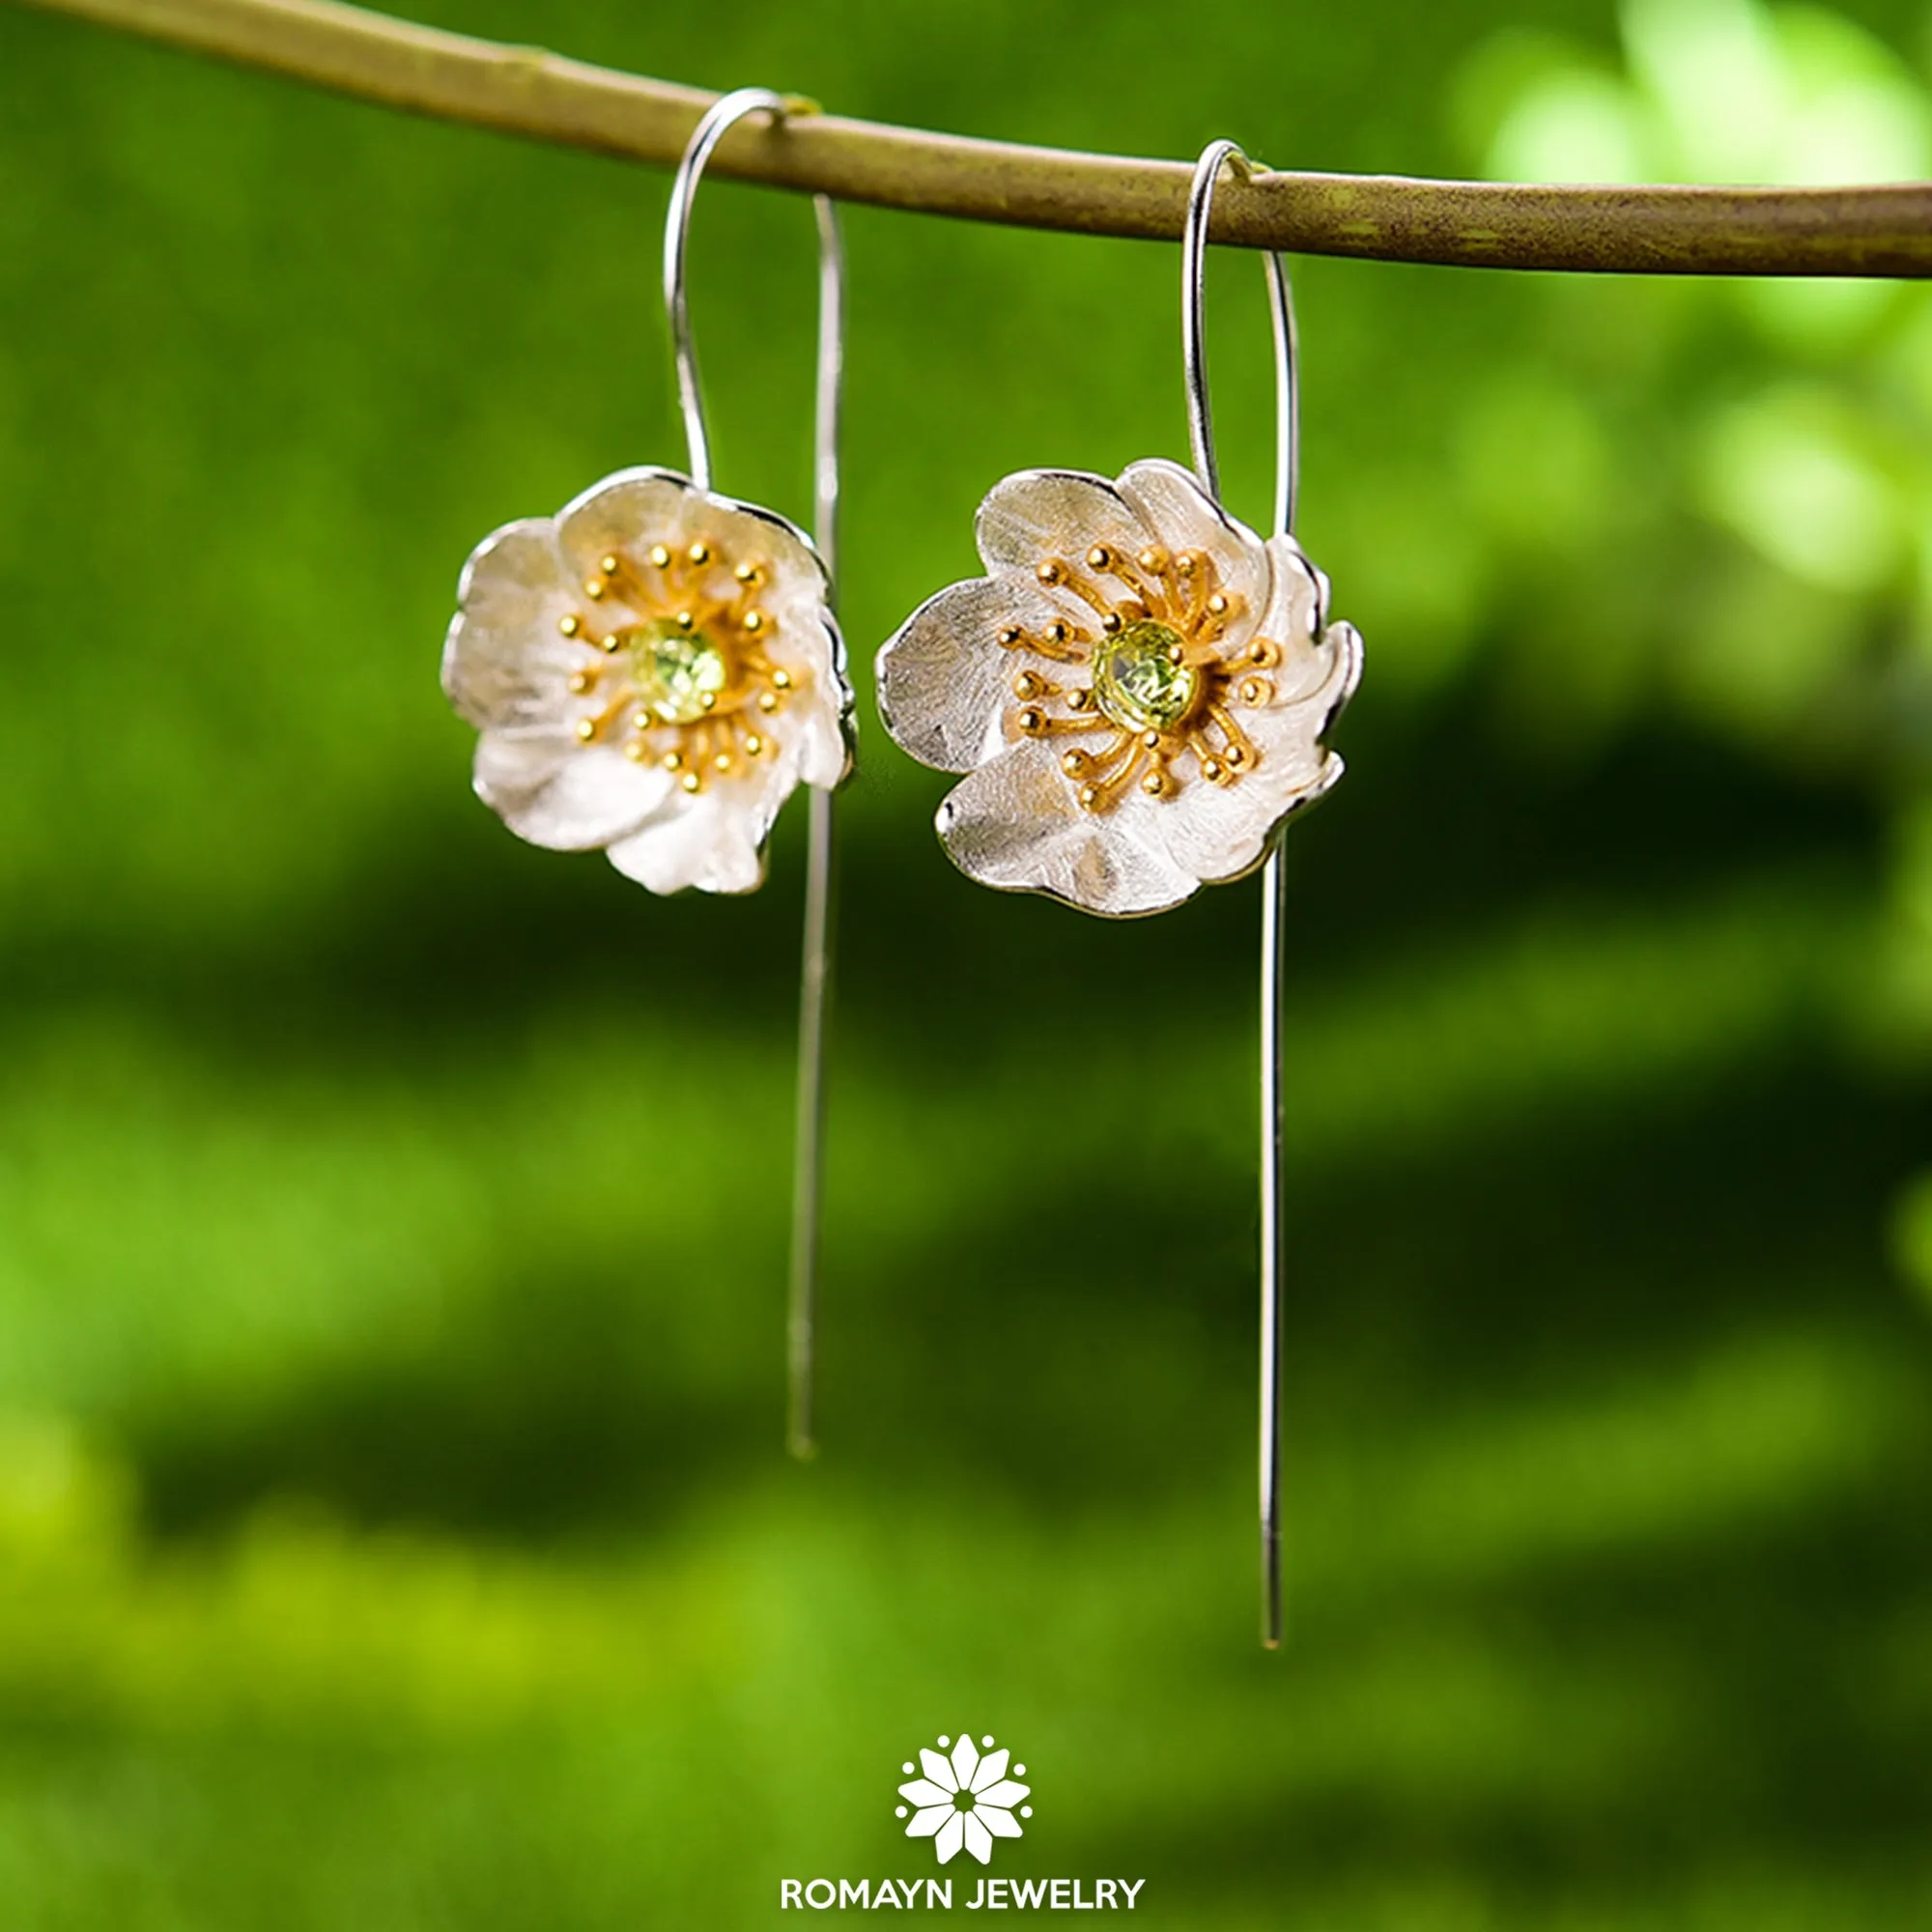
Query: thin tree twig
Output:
[[14, 0, 1932, 275]]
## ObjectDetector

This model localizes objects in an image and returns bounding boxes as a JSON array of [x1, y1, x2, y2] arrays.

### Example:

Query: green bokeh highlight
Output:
[[0, 0, 1928, 1924]]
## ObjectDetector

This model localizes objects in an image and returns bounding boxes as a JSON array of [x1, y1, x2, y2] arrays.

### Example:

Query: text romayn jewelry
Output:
[[874, 140, 1361, 1644], [440, 88, 856, 1460]]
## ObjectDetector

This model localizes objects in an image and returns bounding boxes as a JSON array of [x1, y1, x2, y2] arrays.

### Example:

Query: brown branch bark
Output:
[[14, 0, 1932, 275]]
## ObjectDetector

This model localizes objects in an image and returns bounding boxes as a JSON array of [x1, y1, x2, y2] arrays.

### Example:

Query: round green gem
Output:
[[1090, 621, 1199, 733], [630, 619, 729, 724]]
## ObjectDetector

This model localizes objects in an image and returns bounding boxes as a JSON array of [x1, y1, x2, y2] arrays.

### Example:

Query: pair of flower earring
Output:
[[442, 100, 1361, 1644]]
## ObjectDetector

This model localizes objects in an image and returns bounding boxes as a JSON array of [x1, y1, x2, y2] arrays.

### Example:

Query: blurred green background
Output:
[[1, 0, 1929, 1921]]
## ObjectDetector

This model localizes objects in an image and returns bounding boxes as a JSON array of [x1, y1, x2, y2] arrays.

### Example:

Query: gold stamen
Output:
[[1101, 611, 1122, 635], [687, 541, 711, 565], [1067, 688, 1092, 711], [1201, 755, 1226, 782], [1037, 561, 1063, 585], [997, 626, 1023, 647], [664, 752, 684, 770], [649, 544, 672, 569], [1137, 546, 1168, 574], [1141, 729, 1161, 750], [734, 561, 762, 584], [1013, 671, 1043, 699], [742, 611, 765, 634], [771, 669, 792, 690], [584, 580, 605, 600], [1077, 782, 1102, 810], [575, 719, 596, 742], [567, 670, 594, 695], [600, 554, 621, 577], [744, 733, 764, 756], [1087, 546, 1112, 570], [626, 741, 648, 761], [1062, 750, 1091, 777], [1206, 592, 1229, 616], [713, 753, 732, 773], [1239, 676, 1272, 706], [602, 635, 621, 655], [1044, 620, 1070, 644], [680, 772, 701, 793], [1141, 768, 1166, 797], [1016, 707, 1047, 735], [699, 692, 717, 711], [758, 692, 780, 713], [558, 613, 582, 639]]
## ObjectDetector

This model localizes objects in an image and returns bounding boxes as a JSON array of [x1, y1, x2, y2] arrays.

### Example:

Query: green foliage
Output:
[[0, 0, 1927, 1924]]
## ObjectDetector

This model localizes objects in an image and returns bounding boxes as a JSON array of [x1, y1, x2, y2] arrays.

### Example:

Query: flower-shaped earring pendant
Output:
[[879, 455, 1356, 918], [441, 89, 854, 1459], [876, 141, 1362, 1646]]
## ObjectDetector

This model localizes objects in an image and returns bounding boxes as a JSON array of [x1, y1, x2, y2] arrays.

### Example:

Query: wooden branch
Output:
[[15, 0, 1932, 275]]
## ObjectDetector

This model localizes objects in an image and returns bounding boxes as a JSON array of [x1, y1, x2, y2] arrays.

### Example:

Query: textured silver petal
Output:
[[1117, 457, 1269, 618], [975, 469, 1147, 580], [605, 791, 767, 895], [472, 729, 673, 851], [936, 743, 1201, 918], [442, 521, 581, 731], [876, 579, 1038, 774]]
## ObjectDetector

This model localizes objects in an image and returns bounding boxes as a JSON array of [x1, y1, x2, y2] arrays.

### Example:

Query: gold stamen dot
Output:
[[1087, 546, 1112, 570], [664, 752, 684, 770], [1067, 688, 1091, 711], [567, 670, 593, 695], [771, 669, 792, 690], [997, 626, 1023, 648], [1137, 547, 1167, 574], [1037, 561, 1063, 585], [584, 580, 605, 600], [733, 561, 761, 584], [699, 692, 717, 712], [675, 611, 696, 632], [1201, 755, 1226, 782], [713, 753, 732, 773], [744, 734, 763, 756], [626, 741, 648, 761], [1101, 611, 1122, 635], [1044, 621, 1069, 644], [649, 544, 672, 569], [1141, 769, 1166, 797], [1226, 745, 1249, 769], [1239, 677, 1270, 706], [1175, 554, 1197, 578], [1062, 750, 1090, 777], [1249, 641, 1273, 666], [742, 611, 765, 634], [1077, 783, 1101, 811], [558, 613, 582, 639], [1141, 729, 1161, 750], [575, 719, 596, 742], [1013, 671, 1042, 700], [758, 692, 780, 713], [1016, 707, 1047, 735], [1166, 642, 1185, 665], [602, 636, 621, 655], [600, 554, 621, 577], [680, 772, 701, 793], [1207, 592, 1229, 616], [687, 541, 711, 565]]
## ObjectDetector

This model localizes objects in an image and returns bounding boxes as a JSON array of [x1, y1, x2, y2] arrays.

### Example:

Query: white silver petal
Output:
[[975, 469, 1148, 580], [936, 742, 1200, 918], [1117, 457, 1269, 618], [442, 520, 581, 732], [472, 729, 673, 852], [605, 790, 767, 895], [876, 579, 1042, 775]]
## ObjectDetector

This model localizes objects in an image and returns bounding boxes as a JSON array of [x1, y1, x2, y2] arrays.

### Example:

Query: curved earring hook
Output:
[[663, 88, 846, 576], [1184, 137, 1305, 1650], [1181, 140, 1298, 540], [663, 89, 848, 1463]]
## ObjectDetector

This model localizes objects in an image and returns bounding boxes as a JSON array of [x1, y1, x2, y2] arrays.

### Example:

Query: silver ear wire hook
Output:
[[1182, 139, 1301, 1648], [665, 90, 847, 1461]]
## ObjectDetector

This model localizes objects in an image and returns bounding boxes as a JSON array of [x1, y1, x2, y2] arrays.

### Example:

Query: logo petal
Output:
[[934, 1812, 966, 1864], [973, 1780, 1029, 1809], [898, 1780, 954, 1808], [905, 1804, 953, 1840], [977, 1805, 1024, 1839], [961, 1810, 995, 1864], [920, 1748, 957, 1790], [949, 1734, 981, 1791], [969, 1747, 1010, 1793]]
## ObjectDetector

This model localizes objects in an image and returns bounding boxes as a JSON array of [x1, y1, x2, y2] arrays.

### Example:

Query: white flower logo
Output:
[[895, 1732, 1033, 1865]]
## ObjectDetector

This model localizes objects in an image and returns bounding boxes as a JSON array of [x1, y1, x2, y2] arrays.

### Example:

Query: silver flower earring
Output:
[[440, 89, 855, 1459], [875, 141, 1362, 1643]]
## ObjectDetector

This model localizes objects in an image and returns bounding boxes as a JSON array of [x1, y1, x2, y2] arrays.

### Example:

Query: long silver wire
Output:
[[1181, 140, 1299, 1649], [663, 89, 847, 1461]]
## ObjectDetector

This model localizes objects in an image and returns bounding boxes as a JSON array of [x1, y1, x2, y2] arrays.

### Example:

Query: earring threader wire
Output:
[[666, 88, 847, 1461], [1183, 140, 1300, 1649]]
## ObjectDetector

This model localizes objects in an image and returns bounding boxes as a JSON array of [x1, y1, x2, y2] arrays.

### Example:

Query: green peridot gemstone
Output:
[[1090, 621, 1199, 733], [630, 619, 729, 724]]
